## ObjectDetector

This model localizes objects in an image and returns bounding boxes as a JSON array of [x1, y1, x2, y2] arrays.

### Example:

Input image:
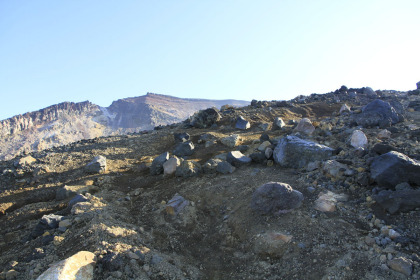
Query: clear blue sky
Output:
[[1, 0, 419, 120]]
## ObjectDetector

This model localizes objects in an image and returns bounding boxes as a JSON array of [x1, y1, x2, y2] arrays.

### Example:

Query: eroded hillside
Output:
[[1, 86, 420, 279]]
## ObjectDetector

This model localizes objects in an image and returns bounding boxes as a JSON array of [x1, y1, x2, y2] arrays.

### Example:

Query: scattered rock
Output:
[[85, 156, 107, 174], [250, 182, 304, 214], [265, 147, 273, 159], [190, 108, 221, 128], [250, 152, 266, 164], [175, 160, 201, 178], [294, 118, 315, 135], [258, 123, 270, 131], [216, 161, 236, 174], [174, 132, 190, 143], [173, 141, 195, 157], [226, 151, 252, 167], [373, 189, 420, 214], [150, 152, 169, 175], [322, 160, 353, 178], [163, 157, 181, 176], [372, 143, 399, 155], [258, 141, 271, 152], [31, 214, 64, 239], [273, 136, 334, 168], [387, 257, 413, 276], [68, 194, 89, 208], [350, 130, 368, 149], [377, 129, 391, 140], [220, 134, 240, 148], [273, 117, 286, 130], [202, 158, 222, 174], [370, 151, 420, 188], [235, 116, 250, 130], [166, 194, 189, 216]]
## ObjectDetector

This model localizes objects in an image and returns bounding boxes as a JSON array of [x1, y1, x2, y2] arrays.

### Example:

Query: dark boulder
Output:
[[273, 136, 334, 168], [370, 151, 420, 189], [173, 141, 195, 157], [373, 189, 420, 214], [190, 108, 221, 128], [354, 99, 400, 128], [216, 161, 236, 174], [174, 132, 190, 143], [150, 152, 169, 175], [251, 182, 304, 215]]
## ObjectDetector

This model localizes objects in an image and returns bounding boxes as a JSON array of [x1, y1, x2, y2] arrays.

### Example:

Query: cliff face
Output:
[[0, 94, 249, 160], [0, 101, 98, 137]]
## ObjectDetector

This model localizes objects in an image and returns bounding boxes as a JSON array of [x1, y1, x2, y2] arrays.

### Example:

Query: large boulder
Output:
[[370, 151, 420, 188], [250, 182, 303, 215], [190, 108, 221, 128], [373, 189, 420, 214], [37, 251, 95, 280], [85, 156, 106, 174], [163, 156, 181, 176], [150, 152, 169, 175], [354, 99, 400, 128], [173, 141, 195, 157], [273, 136, 334, 168]]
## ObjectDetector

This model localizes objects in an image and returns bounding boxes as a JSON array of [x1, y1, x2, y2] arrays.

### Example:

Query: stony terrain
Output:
[[0, 93, 248, 161], [1, 84, 420, 279]]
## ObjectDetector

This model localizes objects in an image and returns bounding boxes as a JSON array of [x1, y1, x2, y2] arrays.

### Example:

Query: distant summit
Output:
[[0, 94, 248, 160]]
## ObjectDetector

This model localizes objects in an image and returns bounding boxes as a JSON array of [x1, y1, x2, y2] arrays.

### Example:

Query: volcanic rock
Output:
[[273, 135, 334, 168], [216, 161, 236, 174], [235, 116, 250, 130], [175, 160, 201, 178], [294, 118, 315, 135], [173, 141, 195, 157], [226, 151, 252, 167], [250, 182, 304, 214], [370, 151, 420, 188], [220, 134, 240, 148], [190, 108, 221, 128], [150, 152, 169, 175], [354, 99, 400, 128], [373, 189, 420, 214], [273, 117, 286, 130], [350, 130, 368, 149]]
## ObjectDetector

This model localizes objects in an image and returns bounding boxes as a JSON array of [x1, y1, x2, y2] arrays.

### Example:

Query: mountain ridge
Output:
[[0, 94, 248, 161]]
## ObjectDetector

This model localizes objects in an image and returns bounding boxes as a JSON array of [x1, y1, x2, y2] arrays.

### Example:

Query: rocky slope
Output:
[[0, 93, 248, 161], [0, 84, 420, 279]]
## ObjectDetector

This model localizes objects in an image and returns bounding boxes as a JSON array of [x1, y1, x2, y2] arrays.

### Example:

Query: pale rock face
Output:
[[220, 134, 240, 148], [350, 130, 368, 149], [37, 251, 96, 280], [163, 157, 181, 176], [294, 118, 315, 135], [314, 191, 348, 212], [339, 104, 351, 114]]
